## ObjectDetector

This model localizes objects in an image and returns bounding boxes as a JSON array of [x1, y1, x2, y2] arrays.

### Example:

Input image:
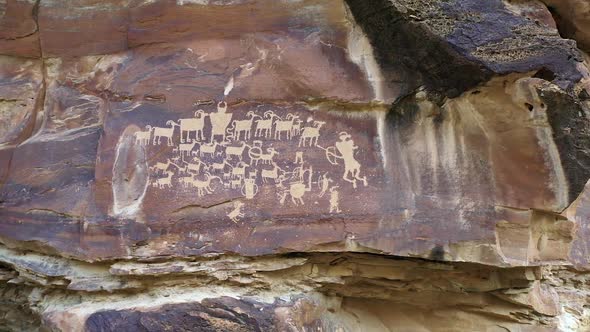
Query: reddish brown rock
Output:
[[0, 0, 589, 330]]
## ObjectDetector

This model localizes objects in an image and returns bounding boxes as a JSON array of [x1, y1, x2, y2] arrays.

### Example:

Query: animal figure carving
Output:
[[274, 113, 299, 140], [199, 141, 220, 158], [150, 160, 179, 174], [134, 129, 151, 145], [152, 171, 174, 188], [227, 201, 244, 223], [179, 141, 199, 159], [185, 172, 221, 196], [176, 110, 206, 143], [249, 146, 279, 166], [299, 121, 325, 147], [230, 161, 249, 179], [229, 111, 257, 141], [254, 111, 280, 138], [261, 162, 283, 184], [148, 120, 178, 146], [224, 141, 249, 161]]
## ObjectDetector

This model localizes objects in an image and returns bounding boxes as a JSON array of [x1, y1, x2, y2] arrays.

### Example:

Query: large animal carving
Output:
[[249, 147, 279, 166], [185, 172, 222, 197], [299, 120, 325, 147], [261, 162, 284, 184], [178, 141, 199, 158], [224, 141, 250, 161], [199, 141, 220, 158], [147, 120, 178, 146], [175, 110, 206, 143], [274, 113, 299, 140], [229, 111, 258, 141], [152, 171, 174, 189], [254, 111, 281, 138], [134, 129, 151, 145]]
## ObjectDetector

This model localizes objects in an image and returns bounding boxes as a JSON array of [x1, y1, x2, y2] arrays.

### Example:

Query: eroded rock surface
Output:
[[0, 0, 590, 331]]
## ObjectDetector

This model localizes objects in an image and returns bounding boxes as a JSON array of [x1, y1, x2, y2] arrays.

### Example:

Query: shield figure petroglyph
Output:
[[209, 101, 233, 142]]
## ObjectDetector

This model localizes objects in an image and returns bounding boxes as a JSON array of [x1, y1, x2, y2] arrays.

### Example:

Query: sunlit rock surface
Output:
[[0, 0, 590, 331]]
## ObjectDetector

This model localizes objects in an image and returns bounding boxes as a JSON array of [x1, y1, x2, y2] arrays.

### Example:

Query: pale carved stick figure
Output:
[[295, 151, 303, 164], [317, 172, 333, 198], [227, 201, 245, 223], [322, 132, 368, 189], [329, 186, 341, 213]]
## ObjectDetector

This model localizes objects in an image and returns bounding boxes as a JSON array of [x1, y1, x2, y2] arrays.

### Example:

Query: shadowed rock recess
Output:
[[1, 0, 590, 330]]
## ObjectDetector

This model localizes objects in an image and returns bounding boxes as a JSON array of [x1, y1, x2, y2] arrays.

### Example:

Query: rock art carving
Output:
[[299, 120, 325, 147], [139, 101, 369, 216], [227, 201, 245, 223], [321, 131, 368, 189], [329, 186, 341, 213]]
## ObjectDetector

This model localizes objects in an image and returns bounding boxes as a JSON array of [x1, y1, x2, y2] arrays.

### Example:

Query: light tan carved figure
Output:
[[152, 171, 174, 189], [134, 129, 151, 145], [141, 101, 369, 216], [323, 132, 368, 189], [329, 186, 341, 213], [274, 113, 300, 140], [224, 141, 250, 161], [148, 120, 178, 146], [175, 110, 206, 143], [299, 120, 325, 147], [227, 201, 245, 223], [230, 111, 258, 141], [208, 101, 233, 142], [254, 111, 280, 138]]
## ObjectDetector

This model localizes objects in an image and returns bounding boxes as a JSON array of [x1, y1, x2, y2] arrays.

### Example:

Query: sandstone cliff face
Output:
[[1, 0, 590, 331]]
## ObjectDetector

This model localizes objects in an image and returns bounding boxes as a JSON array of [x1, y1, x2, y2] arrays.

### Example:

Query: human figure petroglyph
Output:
[[254, 111, 281, 138], [208, 101, 233, 142], [299, 120, 325, 147], [295, 151, 303, 164], [274, 113, 300, 140], [147, 121, 178, 146], [231, 178, 242, 189], [318, 172, 333, 198], [152, 171, 174, 189], [329, 186, 341, 213], [174, 110, 206, 143], [323, 132, 368, 189], [230, 111, 258, 141], [277, 162, 313, 206], [227, 201, 244, 223], [134, 129, 151, 145]]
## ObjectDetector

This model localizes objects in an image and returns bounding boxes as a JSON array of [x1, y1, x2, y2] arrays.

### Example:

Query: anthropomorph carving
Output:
[[209, 101, 233, 142], [322, 132, 368, 189], [329, 186, 341, 213]]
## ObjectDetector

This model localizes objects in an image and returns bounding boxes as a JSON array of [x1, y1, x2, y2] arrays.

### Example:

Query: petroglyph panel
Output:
[[116, 101, 383, 224]]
